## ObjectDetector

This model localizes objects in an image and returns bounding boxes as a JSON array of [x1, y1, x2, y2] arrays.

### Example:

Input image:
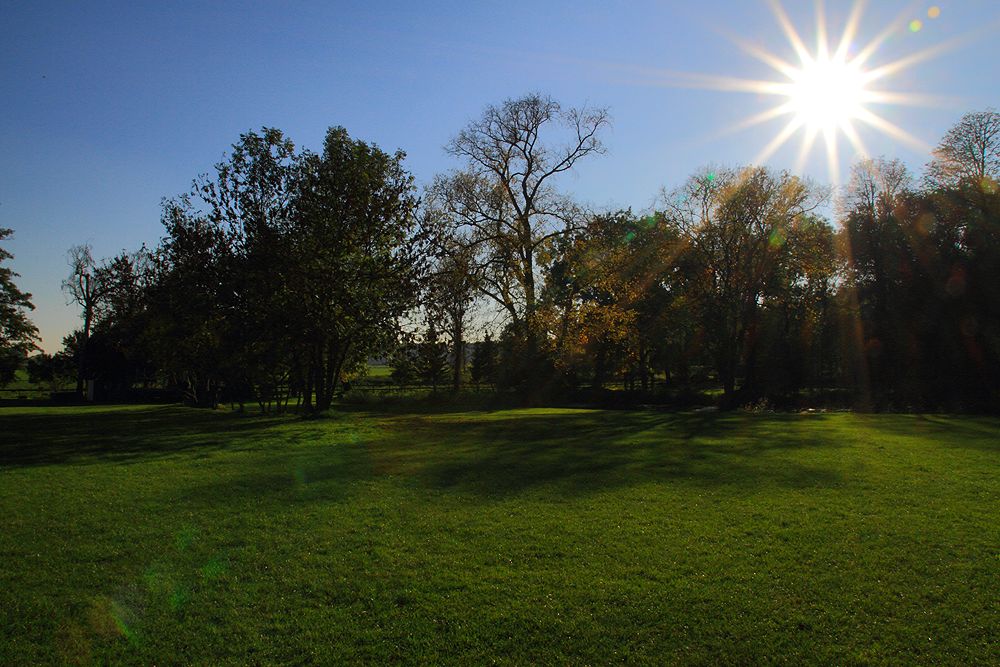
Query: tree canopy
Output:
[[35, 102, 1000, 413], [0, 228, 39, 385]]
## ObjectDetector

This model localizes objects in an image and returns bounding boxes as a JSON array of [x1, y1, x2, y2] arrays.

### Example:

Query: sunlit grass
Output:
[[1, 405, 997, 663]]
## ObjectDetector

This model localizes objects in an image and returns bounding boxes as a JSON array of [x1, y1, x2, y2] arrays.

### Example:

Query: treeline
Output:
[[11, 95, 1000, 412]]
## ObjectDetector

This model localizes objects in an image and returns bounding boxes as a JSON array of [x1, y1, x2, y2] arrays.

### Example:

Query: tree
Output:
[[542, 210, 681, 390], [838, 157, 915, 406], [85, 248, 158, 397], [743, 214, 838, 401], [27, 352, 75, 391], [434, 93, 610, 341], [62, 243, 109, 393], [292, 126, 424, 412], [195, 127, 302, 411], [470, 333, 497, 387], [389, 337, 419, 386], [145, 197, 233, 407], [0, 228, 39, 385], [423, 220, 478, 392], [661, 167, 821, 405], [417, 322, 449, 392], [927, 109, 1000, 189]]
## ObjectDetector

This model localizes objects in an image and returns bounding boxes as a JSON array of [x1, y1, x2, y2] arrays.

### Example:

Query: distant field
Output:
[[1, 405, 997, 664], [364, 364, 393, 379], [0, 369, 57, 400]]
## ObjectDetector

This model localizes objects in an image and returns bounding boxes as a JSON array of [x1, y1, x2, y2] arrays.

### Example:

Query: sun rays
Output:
[[671, 1, 955, 184]]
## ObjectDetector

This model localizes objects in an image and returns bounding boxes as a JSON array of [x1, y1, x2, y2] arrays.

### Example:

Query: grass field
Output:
[[1, 404, 997, 664]]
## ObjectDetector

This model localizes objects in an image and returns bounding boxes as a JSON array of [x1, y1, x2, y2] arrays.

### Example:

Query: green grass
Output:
[[1, 405, 997, 664], [0, 369, 52, 398], [367, 363, 393, 378]]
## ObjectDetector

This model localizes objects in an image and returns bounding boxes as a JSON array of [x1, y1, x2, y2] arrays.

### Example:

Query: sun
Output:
[[658, 0, 957, 184], [786, 55, 866, 134]]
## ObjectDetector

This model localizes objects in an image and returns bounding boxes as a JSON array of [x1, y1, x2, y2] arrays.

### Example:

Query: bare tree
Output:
[[62, 244, 109, 394], [927, 109, 1000, 188], [434, 93, 610, 340], [841, 157, 911, 221], [424, 230, 478, 392]]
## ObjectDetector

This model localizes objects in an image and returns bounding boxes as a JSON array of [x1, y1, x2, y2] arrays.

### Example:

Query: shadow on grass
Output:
[[1, 405, 856, 498], [378, 411, 848, 498], [836, 413, 1000, 454], [0, 405, 288, 467]]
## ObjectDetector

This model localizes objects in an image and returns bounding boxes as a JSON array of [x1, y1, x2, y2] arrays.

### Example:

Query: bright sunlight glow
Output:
[[657, 1, 968, 184], [787, 56, 866, 133]]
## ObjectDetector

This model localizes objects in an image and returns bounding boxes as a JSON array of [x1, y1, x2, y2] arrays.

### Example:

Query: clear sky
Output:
[[3, 0, 999, 352]]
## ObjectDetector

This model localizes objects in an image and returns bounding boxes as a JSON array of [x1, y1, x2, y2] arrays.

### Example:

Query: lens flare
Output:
[[649, 0, 976, 184]]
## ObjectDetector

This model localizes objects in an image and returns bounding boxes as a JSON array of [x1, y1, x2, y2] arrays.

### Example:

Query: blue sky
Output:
[[3, 0, 999, 351]]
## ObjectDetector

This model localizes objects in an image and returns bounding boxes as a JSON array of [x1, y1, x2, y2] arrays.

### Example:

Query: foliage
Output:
[[293, 126, 424, 411], [61, 127, 424, 411], [926, 108, 1000, 188], [46, 105, 1000, 412], [431, 93, 610, 343], [470, 333, 497, 387], [27, 353, 69, 389], [416, 322, 449, 392], [660, 167, 822, 404], [0, 228, 39, 385], [389, 339, 419, 386]]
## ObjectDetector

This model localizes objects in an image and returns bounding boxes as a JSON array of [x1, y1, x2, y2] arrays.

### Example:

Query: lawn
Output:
[[0, 404, 997, 664]]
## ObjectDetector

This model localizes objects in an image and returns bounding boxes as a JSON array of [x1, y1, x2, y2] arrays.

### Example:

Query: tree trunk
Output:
[[315, 340, 349, 412], [76, 309, 93, 395], [452, 322, 463, 393], [312, 340, 328, 413], [639, 339, 649, 391], [302, 348, 315, 412], [718, 346, 737, 409]]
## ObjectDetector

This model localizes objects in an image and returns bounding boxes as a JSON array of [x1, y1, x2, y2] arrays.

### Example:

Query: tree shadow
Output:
[[2, 405, 913, 502], [0, 406, 287, 467], [388, 410, 847, 499], [839, 413, 1000, 454]]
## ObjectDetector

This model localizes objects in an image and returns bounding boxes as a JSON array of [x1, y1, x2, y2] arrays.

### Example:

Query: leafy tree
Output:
[[292, 126, 424, 412], [838, 157, 914, 406], [542, 210, 681, 390], [470, 333, 497, 387], [27, 352, 75, 391], [417, 322, 449, 392], [145, 197, 233, 407], [661, 167, 821, 405], [423, 221, 478, 392], [196, 127, 301, 411], [0, 228, 39, 384], [743, 214, 838, 401], [389, 338, 419, 386], [85, 248, 159, 396]]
